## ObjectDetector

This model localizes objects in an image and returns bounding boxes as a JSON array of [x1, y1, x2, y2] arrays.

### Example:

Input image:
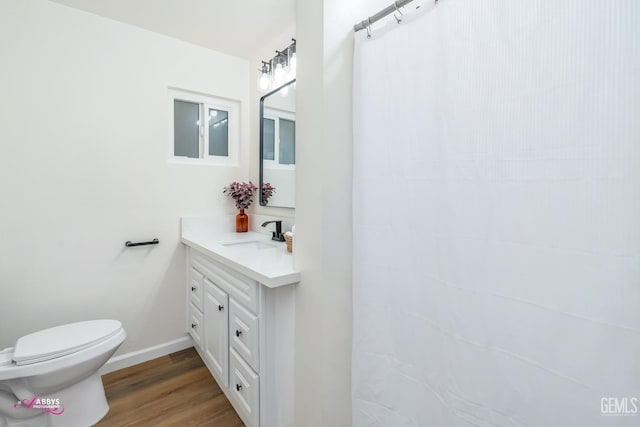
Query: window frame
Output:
[[168, 88, 239, 166]]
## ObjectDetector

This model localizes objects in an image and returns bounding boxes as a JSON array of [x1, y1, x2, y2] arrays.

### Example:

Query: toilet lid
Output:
[[13, 320, 122, 366]]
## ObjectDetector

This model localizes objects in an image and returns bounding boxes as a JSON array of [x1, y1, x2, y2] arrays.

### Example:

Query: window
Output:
[[262, 108, 295, 168], [279, 118, 295, 165], [169, 88, 239, 165], [174, 100, 200, 158], [263, 118, 275, 161]]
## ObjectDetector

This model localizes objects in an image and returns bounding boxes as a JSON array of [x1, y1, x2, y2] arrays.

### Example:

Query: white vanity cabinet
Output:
[[185, 246, 295, 427]]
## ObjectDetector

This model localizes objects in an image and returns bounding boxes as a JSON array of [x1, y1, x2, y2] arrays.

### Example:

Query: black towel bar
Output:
[[125, 238, 159, 247]]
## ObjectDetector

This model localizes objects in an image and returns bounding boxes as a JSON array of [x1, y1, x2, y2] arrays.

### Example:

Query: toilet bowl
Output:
[[0, 320, 126, 427]]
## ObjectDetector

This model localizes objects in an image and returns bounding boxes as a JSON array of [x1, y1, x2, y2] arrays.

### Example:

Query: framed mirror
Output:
[[259, 79, 296, 208]]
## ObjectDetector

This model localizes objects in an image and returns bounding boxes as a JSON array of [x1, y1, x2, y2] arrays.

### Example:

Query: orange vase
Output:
[[236, 209, 248, 232]]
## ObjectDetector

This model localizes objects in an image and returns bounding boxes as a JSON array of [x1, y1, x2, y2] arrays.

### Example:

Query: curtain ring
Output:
[[394, 2, 403, 24], [366, 17, 372, 39]]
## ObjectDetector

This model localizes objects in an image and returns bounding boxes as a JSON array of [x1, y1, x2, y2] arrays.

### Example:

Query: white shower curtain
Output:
[[352, 1, 640, 426]]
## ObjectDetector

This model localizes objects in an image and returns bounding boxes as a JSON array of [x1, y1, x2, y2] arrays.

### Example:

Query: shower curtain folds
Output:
[[352, 1, 640, 426]]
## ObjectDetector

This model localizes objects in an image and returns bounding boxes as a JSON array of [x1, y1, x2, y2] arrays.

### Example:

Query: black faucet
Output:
[[261, 220, 285, 242]]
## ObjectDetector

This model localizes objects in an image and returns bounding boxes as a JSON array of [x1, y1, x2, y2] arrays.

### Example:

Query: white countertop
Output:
[[181, 216, 299, 288]]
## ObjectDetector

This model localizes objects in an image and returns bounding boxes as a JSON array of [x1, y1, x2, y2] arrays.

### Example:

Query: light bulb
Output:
[[259, 73, 270, 90], [290, 52, 297, 73], [286, 65, 295, 82], [274, 63, 284, 84], [210, 110, 218, 117]]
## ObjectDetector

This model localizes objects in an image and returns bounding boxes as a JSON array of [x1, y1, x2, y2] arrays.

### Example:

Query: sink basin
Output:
[[221, 240, 279, 250]]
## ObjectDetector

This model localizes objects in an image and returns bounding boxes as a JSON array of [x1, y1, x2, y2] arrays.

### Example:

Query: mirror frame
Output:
[[259, 79, 296, 207]]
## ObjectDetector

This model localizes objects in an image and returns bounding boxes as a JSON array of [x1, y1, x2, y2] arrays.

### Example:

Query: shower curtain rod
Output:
[[353, 0, 416, 32]]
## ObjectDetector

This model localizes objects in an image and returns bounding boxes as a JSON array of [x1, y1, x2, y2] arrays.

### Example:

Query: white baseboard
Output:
[[100, 335, 194, 375]]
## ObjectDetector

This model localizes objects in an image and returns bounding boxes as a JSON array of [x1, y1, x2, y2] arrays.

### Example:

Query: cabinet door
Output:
[[204, 278, 229, 387]]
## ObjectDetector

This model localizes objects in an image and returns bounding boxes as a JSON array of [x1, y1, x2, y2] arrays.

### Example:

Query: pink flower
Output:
[[262, 182, 276, 205], [223, 181, 258, 210]]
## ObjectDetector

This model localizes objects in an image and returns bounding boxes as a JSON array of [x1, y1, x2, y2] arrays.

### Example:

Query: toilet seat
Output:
[[13, 320, 123, 366]]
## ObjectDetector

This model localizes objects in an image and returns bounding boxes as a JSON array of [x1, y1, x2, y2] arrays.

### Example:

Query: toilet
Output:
[[0, 320, 126, 427]]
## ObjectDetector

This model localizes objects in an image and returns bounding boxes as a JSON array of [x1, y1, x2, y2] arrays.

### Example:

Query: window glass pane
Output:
[[263, 118, 275, 160], [208, 109, 228, 157], [279, 118, 295, 165], [174, 100, 200, 158]]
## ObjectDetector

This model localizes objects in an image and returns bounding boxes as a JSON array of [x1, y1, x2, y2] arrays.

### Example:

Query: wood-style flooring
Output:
[[96, 347, 244, 427]]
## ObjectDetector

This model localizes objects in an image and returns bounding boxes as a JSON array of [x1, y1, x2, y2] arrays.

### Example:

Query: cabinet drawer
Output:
[[191, 250, 259, 313], [229, 348, 259, 427], [189, 267, 204, 311], [229, 299, 259, 372], [188, 303, 203, 348]]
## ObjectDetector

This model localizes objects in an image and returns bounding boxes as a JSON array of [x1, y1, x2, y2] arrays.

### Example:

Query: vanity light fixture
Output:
[[257, 38, 296, 92], [258, 62, 270, 90]]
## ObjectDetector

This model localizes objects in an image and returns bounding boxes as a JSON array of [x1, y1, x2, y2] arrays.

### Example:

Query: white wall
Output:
[[293, 0, 393, 425], [0, 0, 249, 355], [294, 1, 352, 422]]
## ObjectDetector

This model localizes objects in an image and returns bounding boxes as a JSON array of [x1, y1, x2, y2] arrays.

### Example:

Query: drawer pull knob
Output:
[[218, 305, 224, 311], [191, 323, 198, 329], [236, 384, 242, 391], [191, 286, 196, 291], [235, 330, 242, 337]]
